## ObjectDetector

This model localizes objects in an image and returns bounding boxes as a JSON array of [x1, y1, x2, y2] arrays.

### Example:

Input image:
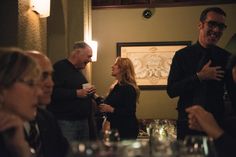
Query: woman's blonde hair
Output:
[[114, 57, 140, 101], [0, 47, 41, 105]]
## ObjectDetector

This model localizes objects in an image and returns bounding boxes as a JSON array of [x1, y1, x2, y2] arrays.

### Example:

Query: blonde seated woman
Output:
[[0, 47, 42, 157]]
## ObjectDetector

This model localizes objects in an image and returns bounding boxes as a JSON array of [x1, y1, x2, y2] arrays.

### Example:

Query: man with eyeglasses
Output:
[[25, 51, 69, 157], [167, 7, 234, 140]]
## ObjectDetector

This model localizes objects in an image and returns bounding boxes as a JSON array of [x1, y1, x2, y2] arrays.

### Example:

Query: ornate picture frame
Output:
[[117, 41, 191, 90]]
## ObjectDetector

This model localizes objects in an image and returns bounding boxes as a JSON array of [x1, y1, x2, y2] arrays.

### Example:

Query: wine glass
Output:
[[70, 141, 102, 157], [102, 129, 120, 148], [180, 135, 217, 157]]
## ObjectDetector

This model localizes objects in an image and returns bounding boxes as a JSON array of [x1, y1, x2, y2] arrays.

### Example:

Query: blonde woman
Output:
[[0, 47, 42, 157], [99, 57, 140, 139]]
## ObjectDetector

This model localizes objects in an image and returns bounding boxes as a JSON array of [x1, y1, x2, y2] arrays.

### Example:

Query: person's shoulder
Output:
[[53, 59, 71, 72], [37, 108, 55, 121], [175, 44, 196, 57], [120, 83, 136, 92], [214, 45, 231, 56], [53, 59, 68, 67], [123, 83, 134, 88]]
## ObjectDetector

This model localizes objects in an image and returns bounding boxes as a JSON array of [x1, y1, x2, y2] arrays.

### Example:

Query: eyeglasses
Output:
[[41, 72, 52, 81], [18, 79, 40, 87], [204, 20, 227, 31]]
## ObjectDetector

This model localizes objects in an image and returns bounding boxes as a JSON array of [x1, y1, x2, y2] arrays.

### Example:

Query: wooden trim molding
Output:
[[92, 0, 236, 9]]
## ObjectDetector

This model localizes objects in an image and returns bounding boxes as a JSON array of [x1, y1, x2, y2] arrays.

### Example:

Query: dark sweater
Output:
[[48, 59, 92, 120], [34, 108, 69, 157], [0, 135, 11, 157], [215, 133, 236, 157]]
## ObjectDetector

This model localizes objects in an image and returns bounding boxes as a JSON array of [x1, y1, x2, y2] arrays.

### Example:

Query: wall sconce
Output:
[[31, 0, 51, 18], [86, 40, 98, 62]]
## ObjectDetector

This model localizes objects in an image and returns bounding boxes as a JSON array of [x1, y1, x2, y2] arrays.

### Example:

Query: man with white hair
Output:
[[47, 41, 96, 142]]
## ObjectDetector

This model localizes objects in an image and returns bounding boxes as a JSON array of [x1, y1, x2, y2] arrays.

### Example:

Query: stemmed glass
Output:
[[103, 129, 120, 143], [102, 128, 120, 150], [179, 135, 217, 157]]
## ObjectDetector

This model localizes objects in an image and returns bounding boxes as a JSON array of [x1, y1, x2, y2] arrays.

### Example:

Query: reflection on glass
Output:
[[147, 120, 176, 142], [180, 136, 217, 157], [103, 129, 120, 142], [120, 140, 149, 157]]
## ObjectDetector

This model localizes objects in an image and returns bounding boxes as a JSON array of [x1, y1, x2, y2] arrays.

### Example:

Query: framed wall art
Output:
[[117, 41, 191, 90]]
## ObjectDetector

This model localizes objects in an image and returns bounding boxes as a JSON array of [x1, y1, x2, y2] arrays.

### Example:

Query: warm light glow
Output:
[[31, 0, 51, 18], [86, 40, 98, 62]]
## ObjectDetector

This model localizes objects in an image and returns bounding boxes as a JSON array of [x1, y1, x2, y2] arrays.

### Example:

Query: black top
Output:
[[105, 83, 139, 139], [34, 108, 69, 157], [48, 59, 92, 120], [213, 116, 236, 157], [215, 133, 236, 157], [0, 108, 69, 157], [0, 135, 12, 157], [167, 42, 232, 122]]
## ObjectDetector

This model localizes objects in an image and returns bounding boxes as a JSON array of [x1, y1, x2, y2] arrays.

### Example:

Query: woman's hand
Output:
[[98, 104, 114, 113], [0, 109, 31, 157]]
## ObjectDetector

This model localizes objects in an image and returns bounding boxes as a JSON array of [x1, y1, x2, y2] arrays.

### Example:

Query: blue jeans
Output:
[[58, 119, 89, 142]]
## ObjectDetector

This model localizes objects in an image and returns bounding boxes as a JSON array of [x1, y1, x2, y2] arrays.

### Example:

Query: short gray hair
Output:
[[73, 41, 91, 50]]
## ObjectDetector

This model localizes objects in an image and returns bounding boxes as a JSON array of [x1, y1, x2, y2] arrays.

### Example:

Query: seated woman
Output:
[[0, 47, 42, 157], [98, 57, 140, 140]]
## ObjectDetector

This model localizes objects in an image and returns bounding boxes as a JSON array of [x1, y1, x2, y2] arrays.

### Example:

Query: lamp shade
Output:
[[86, 40, 98, 62], [31, 0, 51, 18]]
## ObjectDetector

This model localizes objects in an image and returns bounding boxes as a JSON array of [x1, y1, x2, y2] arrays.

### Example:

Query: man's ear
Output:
[[198, 21, 203, 30]]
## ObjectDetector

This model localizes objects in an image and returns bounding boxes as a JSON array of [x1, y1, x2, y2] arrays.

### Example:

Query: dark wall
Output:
[[0, 0, 18, 47]]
